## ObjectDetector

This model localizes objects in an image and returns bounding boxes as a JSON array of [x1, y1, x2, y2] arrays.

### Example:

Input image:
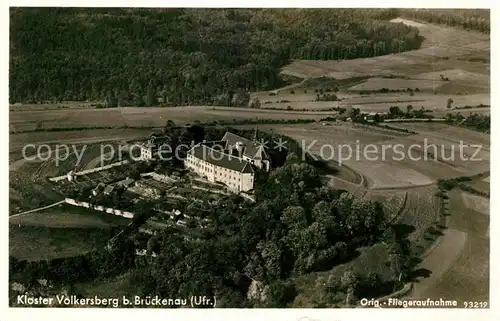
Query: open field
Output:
[[9, 224, 118, 261], [257, 122, 489, 188], [9, 106, 334, 133], [9, 203, 130, 228], [281, 18, 489, 80], [348, 78, 443, 92], [9, 203, 128, 261], [250, 92, 489, 112], [461, 192, 489, 215], [9, 128, 153, 156], [408, 188, 489, 302], [10, 142, 125, 177]]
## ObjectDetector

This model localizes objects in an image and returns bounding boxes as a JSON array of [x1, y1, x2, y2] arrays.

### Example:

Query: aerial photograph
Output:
[[8, 8, 490, 308]]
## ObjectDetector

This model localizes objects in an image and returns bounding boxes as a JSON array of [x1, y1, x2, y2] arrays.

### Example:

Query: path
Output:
[[9, 200, 65, 218], [405, 188, 490, 302]]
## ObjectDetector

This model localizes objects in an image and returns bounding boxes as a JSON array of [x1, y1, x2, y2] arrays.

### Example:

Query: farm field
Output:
[[9, 128, 153, 156], [9, 203, 130, 228], [394, 186, 440, 242], [348, 78, 443, 92], [9, 203, 128, 261], [408, 188, 489, 302], [10, 142, 125, 177], [9, 106, 333, 132], [251, 92, 489, 112], [461, 192, 489, 215], [373, 134, 490, 180], [348, 94, 489, 112], [258, 120, 489, 190], [259, 122, 460, 188], [253, 122, 438, 188]]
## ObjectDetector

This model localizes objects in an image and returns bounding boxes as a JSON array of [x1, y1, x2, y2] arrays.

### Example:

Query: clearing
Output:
[[461, 192, 489, 215], [9, 204, 128, 261]]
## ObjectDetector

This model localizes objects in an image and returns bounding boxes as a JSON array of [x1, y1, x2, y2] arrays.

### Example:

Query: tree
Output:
[[133, 93, 145, 107], [264, 279, 297, 308], [406, 104, 413, 116], [340, 269, 359, 306], [259, 241, 282, 281], [387, 239, 412, 286], [146, 84, 157, 107], [280, 206, 307, 228], [447, 98, 454, 109], [105, 90, 117, 107], [248, 97, 261, 108]]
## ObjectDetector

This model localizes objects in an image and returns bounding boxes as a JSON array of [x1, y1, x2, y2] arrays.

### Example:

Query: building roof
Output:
[[94, 182, 106, 191], [103, 185, 115, 194], [143, 134, 171, 149], [222, 132, 269, 160], [189, 144, 254, 174], [118, 178, 135, 187]]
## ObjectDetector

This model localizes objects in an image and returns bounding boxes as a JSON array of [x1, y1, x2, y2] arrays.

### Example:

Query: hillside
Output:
[[10, 8, 425, 105]]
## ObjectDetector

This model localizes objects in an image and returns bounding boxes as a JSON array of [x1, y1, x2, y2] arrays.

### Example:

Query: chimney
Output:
[[235, 141, 244, 158]]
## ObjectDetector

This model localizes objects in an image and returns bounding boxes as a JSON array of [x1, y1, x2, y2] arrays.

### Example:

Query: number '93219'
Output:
[[464, 301, 488, 308]]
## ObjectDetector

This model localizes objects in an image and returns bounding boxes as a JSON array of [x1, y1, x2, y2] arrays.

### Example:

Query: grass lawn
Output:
[[9, 224, 119, 261], [9, 204, 128, 261]]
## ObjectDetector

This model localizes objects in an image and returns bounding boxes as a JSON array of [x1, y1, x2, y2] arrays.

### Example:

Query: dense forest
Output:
[[10, 8, 425, 105]]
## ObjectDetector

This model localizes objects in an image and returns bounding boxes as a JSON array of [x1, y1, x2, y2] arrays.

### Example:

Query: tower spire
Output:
[[253, 127, 258, 142]]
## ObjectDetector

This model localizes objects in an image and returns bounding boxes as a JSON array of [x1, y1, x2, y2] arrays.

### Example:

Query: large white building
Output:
[[184, 131, 270, 192]]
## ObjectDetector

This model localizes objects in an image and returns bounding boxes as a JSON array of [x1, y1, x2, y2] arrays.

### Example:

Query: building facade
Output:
[[184, 131, 270, 192], [140, 134, 170, 161]]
